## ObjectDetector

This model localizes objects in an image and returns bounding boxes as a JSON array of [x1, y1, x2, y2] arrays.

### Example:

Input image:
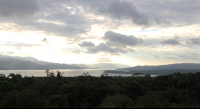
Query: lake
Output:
[[0, 69, 133, 77]]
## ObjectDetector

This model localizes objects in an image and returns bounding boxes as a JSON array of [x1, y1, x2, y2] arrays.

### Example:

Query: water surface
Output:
[[0, 69, 133, 77]]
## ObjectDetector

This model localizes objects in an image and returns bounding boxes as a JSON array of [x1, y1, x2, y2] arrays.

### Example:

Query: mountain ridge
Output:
[[0, 54, 130, 70], [117, 63, 200, 71]]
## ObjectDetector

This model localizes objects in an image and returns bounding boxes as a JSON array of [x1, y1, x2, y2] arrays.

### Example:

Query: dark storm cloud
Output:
[[104, 31, 143, 47], [0, 0, 40, 19], [160, 38, 181, 46], [78, 41, 95, 47]]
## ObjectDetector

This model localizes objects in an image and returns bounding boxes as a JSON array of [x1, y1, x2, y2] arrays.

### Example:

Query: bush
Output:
[[1, 90, 22, 108], [99, 93, 134, 108], [20, 76, 36, 87], [0, 81, 15, 93], [0, 74, 6, 81], [136, 91, 171, 108], [49, 94, 69, 108], [1, 89, 48, 108]]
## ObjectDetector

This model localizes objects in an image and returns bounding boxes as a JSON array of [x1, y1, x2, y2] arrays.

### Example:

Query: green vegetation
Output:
[[0, 70, 200, 108]]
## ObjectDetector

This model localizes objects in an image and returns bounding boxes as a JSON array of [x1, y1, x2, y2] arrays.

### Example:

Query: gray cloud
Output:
[[160, 38, 181, 46], [54, 0, 159, 27], [86, 42, 135, 54], [104, 31, 143, 47], [69, 0, 174, 27], [105, 41, 127, 48], [41, 37, 47, 42], [43, 38, 47, 42], [78, 41, 95, 47], [41, 37, 49, 44], [0, 0, 199, 50], [127, 48, 135, 53], [99, 0, 149, 26], [0, 0, 40, 19], [33, 0, 200, 28], [186, 38, 200, 45], [149, 52, 160, 58], [154, 18, 172, 26], [132, 0, 200, 26], [86, 42, 127, 54], [143, 38, 161, 46], [82, 31, 138, 54], [162, 51, 200, 61], [0, 0, 92, 40]]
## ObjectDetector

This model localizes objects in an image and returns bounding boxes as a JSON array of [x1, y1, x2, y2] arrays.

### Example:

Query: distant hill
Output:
[[117, 63, 200, 71], [0, 58, 47, 70], [44, 63, 83, 69], [0, 55, 130, 70], [104, 69, 200, 75], [0, 58, 83, 70], [106, 63, 200, 75], [0, 60, 7, 70]]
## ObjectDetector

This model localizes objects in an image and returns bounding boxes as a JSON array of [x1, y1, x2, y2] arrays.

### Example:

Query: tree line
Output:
[[0, 70, 200, 108]]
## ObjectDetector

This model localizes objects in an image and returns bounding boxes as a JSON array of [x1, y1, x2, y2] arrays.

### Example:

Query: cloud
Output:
[[98, 0, 149, 26], [131, 0, 200, 26], [82, 31, 138, 54], [143, 38, 161, 46], [96, 57, 112, 63], [72, 49, 83, 54], [163, 51, 200, 61], [160, 38, 181, 46], [87, 42, 127, 54], [78, 41, 95, 47], [41, 37, 49, 44], [42, 38, 47, 42], [0, 1, 92, 40], [149, 52, 160, 58], [66, 0, 173, 27], [0, 0, 40, 19], [104, 31, 143, 47], [0, 43, 42, 47], [0, 51, 15, 55], [186, 38, 200, 45], [105, 41, 127, 48], [86, 42, 135, 54], [154, 18, 172, 26]]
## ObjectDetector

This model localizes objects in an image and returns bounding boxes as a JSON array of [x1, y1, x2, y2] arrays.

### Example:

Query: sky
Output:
[[0, 0, 200, 67]]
